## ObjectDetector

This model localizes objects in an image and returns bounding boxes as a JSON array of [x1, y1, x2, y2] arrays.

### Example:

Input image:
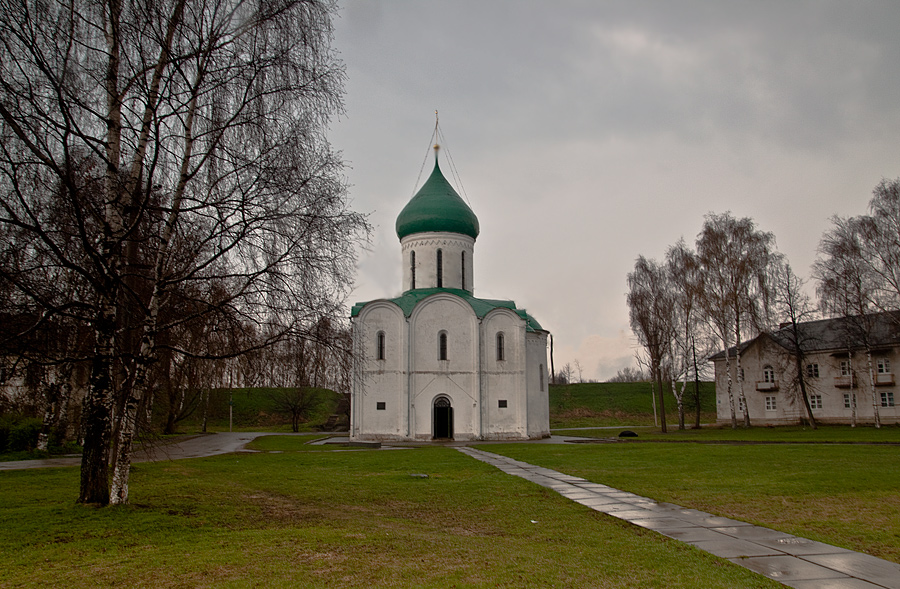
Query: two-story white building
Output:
[[711, 313, 900, 425]]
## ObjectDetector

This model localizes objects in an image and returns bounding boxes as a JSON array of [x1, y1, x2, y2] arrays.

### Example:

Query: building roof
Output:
[[709, 311, 900, 360], [395, 159, 480, 240], [350, 287, 545, 333]]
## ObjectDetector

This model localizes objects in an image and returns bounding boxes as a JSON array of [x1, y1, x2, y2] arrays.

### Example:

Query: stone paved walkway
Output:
[[457, 447, 900, 589]]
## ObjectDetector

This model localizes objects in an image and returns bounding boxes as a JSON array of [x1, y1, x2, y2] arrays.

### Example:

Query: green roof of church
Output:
[[351, 288, 544, 333], [395, 159, 480, 240]]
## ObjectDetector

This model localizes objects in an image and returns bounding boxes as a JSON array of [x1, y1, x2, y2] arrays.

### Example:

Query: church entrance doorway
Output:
[[433, 396, 453, 439]]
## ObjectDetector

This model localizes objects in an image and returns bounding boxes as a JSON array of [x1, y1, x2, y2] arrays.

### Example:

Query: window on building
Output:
[[410, 251, 416, 290], [540, 364, 545, 391], [810, 394, 823, 410], [498, 400, 507, 408], [765, 396, 777, 411], [806, 363, 819, 378], [763, 366, 776, 383], [844, 393, 856, 409], [436, 249, 443, 288], [376, 331, 385, 360], [840, 360, 852, 377], [376, 402, 386, 410], [461, 251, 466, 291], [881, 392, 895, 407], [439, 331, 448, 361], [496, 332, 505, 362], [738, 368, 745, 381], [877, 358, 891, 374]]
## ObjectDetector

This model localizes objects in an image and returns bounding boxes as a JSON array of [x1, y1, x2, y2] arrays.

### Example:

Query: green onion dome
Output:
[[395, 159, 480, 240]]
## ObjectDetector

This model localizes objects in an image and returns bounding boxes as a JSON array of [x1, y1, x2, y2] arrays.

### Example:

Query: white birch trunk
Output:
[[866, 348, 881, 428]]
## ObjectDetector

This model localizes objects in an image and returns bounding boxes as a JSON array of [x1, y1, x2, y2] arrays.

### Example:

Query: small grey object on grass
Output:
[[410, 473, 429, 478]]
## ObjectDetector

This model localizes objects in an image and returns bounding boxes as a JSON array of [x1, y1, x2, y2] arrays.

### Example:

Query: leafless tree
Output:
[[573, 359, 584, 383], [814, 216, 880, 428], [0, 0, 368, 504], [854, 179, 900, 314], [606, 366, 647, 383], [771, 262, 820, 428], [665, 239, 702, 430], [627, 256, 674, 432], [696, 212, 777, 429]]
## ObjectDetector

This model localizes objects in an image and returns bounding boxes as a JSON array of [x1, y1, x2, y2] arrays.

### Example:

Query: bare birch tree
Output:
[[696, 212, 777, 429], [665, 239, 701, 430], [627, 256, 674, 433], [0, 0, 368, 504], [814, 216, 880, 428], [771, 261, 820, 428]]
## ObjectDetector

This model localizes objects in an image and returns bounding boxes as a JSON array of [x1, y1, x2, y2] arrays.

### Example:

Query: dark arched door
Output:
[[433, 396, 453, 439]]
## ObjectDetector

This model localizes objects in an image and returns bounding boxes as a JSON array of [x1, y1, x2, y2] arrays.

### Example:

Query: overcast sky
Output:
[[328, 1, 900, 381]]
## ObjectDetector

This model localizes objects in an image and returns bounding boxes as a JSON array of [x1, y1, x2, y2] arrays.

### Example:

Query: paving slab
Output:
[[802, 553, 900, 589], [787, 579, 888, 589], [691, 538, 783, 559], [457, 446, 900, 589], [733, 555, 852, 583], [655, 527, 738, 543], [712, 526, 796, 541], [753, 536, 854, 556]]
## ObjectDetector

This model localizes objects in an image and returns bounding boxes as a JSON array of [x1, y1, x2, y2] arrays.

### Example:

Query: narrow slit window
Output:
[[461, 251, 466, 290], [436, 249, 443, 288], [439, 332, 448, 361], [410, 251, 416, 290], [496, 332, 505, 361], [376, 331, 385, 360]]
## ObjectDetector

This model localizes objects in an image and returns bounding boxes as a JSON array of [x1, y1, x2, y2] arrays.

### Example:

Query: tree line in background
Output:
[[0, 0, 368, 505], [627, 178, 900, 432]]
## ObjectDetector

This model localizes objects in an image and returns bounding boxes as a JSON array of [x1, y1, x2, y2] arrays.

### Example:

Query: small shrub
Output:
[[7, 417, 42, 452]]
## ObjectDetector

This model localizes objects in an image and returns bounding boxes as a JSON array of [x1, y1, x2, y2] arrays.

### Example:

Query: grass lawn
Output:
[[0, 443, 778, 588], [477, 442, 900, 565], [550, 382, 717, 428], [561, 423, 900, 443]]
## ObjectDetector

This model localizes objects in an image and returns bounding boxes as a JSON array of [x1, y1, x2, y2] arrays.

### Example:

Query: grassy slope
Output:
[[0, 446, 777, 588], [156, 386, 342, 433], [550, 381, 717, 428], [478, 442, 900, 565]]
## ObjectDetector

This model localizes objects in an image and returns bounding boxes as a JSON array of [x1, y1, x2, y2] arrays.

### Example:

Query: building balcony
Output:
[[756, 381, 778, 392], [834, 374, 857, 388], [875, 372, 895, 386]]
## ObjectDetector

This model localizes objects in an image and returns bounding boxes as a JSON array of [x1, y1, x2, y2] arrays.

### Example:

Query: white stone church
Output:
[[349, 149, 550, 441]]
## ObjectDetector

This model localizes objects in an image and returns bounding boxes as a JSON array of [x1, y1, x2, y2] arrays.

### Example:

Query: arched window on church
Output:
[[461, 251, 466, 291], [496, 332, 505, 361], [439, 331, 448, 361], [436, 249, 443, 288], [376, 331, 385, 361], [410, 251, 416, 290]]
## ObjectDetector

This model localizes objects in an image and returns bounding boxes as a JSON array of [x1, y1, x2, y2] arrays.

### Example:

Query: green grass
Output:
[[550, 381, 717, 428], [152, 386, 343, 434], [0, 444, 778, 588], [477, 442, 900, 564], [561, 423, 900, 442]]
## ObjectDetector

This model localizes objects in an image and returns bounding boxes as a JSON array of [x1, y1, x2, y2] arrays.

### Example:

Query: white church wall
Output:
[[481, 309, 528, 439], [408, 294, 480, 439], [352, 301, 408, 439], [526, 331, 551, 438], [401, 232, 475, 292]]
